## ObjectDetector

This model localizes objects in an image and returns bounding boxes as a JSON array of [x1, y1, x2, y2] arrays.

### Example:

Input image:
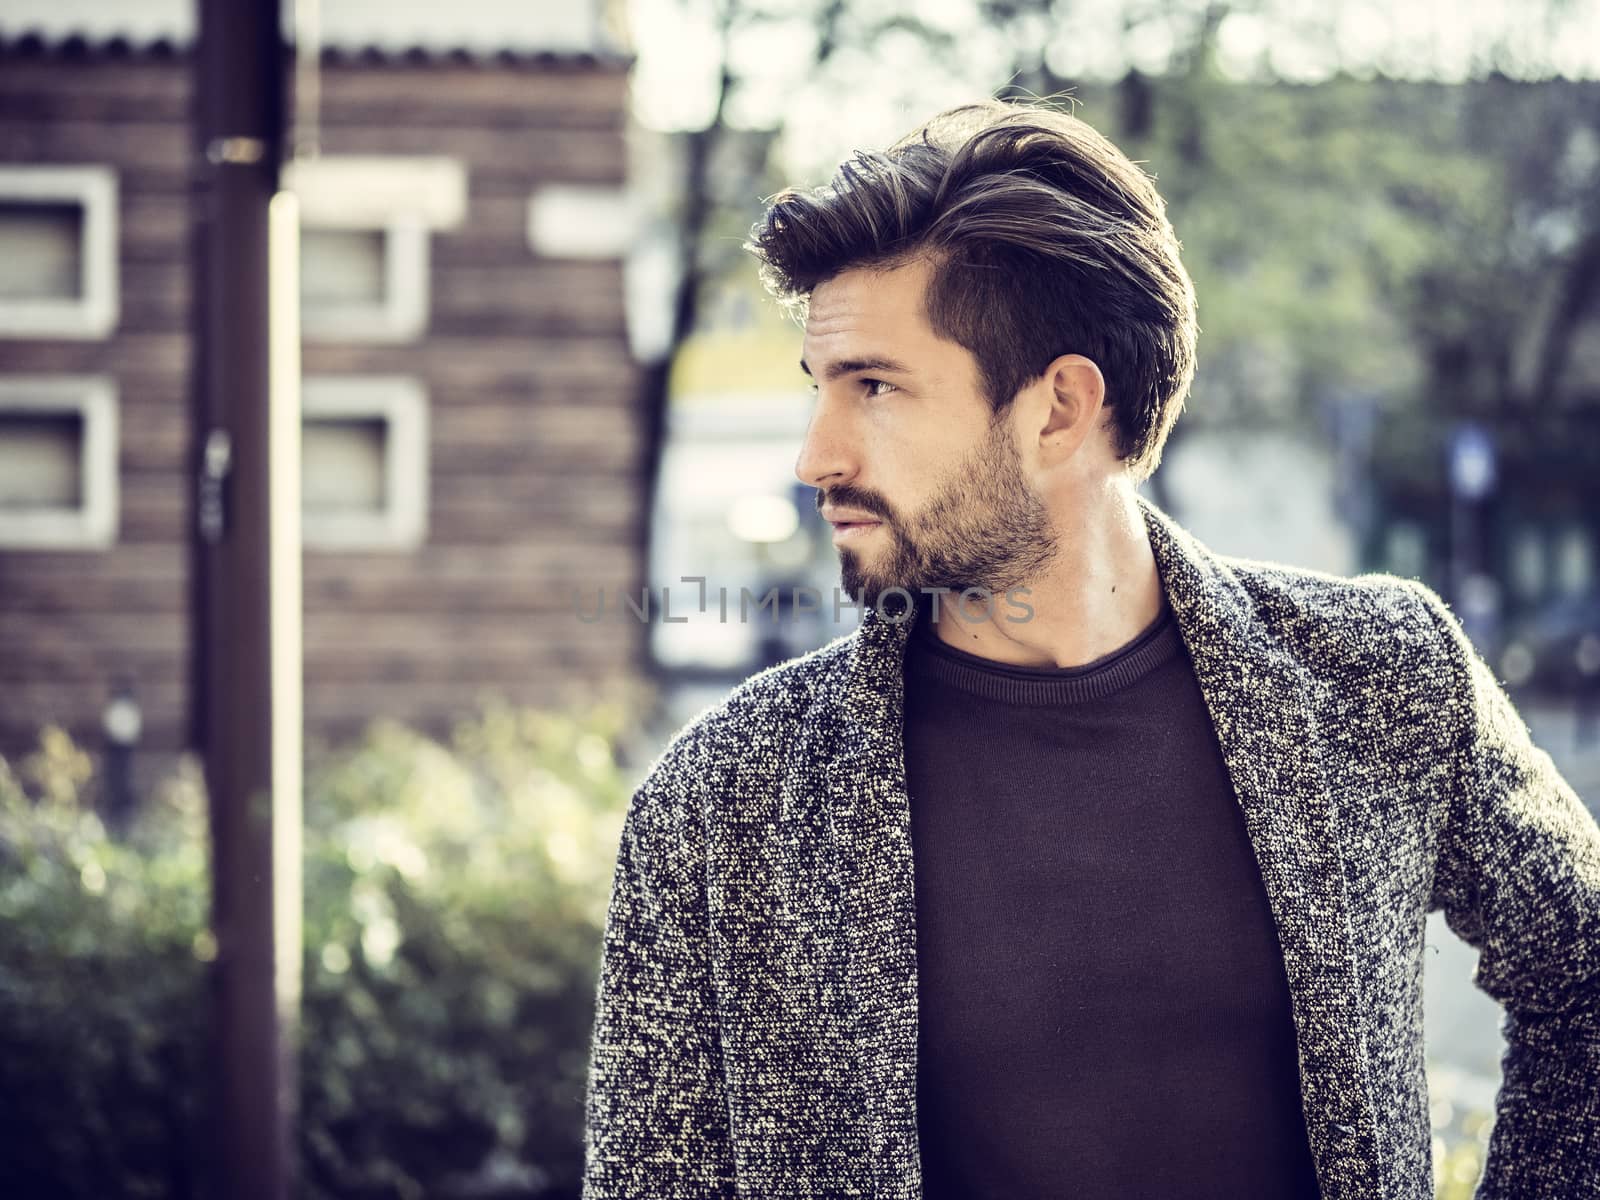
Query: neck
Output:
[[929, 479, 1163, 669]]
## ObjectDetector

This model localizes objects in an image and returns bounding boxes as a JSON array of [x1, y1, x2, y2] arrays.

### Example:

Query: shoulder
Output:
[[1219, 552, 1457, 677], [1215, 558, 1475, 770], [632, 630, 856, 796]]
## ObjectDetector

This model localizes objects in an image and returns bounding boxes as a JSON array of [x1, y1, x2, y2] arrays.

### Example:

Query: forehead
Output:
[[801, 258, 981, 390], [804, 259, 934, 345], [799, 259, 995, 431]]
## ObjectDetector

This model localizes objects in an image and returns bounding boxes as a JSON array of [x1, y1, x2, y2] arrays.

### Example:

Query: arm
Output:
[[581, 736, 738, 1199], [1406, 582, 1600, 1197]]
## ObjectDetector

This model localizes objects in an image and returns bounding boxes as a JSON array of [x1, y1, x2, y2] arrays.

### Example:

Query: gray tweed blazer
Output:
[[581, 494, 1600, 1200]]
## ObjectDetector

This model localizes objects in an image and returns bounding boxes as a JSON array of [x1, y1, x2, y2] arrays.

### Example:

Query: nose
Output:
[[793, 393, 857, 490]]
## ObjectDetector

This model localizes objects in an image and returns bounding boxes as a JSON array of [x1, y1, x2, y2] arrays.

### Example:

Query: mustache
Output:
[[815, 490, 890, 521]]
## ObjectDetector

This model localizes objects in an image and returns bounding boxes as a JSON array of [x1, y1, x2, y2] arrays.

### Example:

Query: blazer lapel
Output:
[[826, 592, 924, 1200], [820, 497, 1386, 1200], [1138, 495, 1385, 1200]]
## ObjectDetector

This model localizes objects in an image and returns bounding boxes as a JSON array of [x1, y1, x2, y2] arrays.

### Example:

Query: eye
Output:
[[862, 378, 897, 397]]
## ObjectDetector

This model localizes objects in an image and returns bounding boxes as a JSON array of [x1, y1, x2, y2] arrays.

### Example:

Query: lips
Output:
[[829, 518, 881, 542], [821, 507, 883, 527]]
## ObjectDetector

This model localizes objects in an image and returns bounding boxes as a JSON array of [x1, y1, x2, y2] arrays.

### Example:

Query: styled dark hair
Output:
[[746, 98, 1198, 481]]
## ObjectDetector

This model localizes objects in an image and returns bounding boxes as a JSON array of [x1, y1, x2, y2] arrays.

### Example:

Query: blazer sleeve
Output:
[[580, 735, 738, 1199], [1407, 582, 1600, 1198]]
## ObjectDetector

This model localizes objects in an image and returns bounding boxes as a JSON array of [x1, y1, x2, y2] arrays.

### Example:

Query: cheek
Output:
[[874, 411, 951, 475], [871, 403, 986, 511]]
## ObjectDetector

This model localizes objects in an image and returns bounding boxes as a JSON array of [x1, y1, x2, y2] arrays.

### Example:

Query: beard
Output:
[[828, 413, 1059, 618]]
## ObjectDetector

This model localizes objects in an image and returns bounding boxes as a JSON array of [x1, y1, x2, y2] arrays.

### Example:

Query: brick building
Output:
[[0, 3, 651, 772]]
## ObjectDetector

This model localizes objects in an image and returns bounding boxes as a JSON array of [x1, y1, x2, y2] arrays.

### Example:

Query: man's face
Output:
[[795, 257, 1059, 610]]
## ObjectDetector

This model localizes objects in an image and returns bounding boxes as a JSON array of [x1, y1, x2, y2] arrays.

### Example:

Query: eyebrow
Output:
[[798, 355, 913, 382]]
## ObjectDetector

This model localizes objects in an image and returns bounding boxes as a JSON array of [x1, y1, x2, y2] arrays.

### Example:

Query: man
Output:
[[580, 99, 1600, 1200]]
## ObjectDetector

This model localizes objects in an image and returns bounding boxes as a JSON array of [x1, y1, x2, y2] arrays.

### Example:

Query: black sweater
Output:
[[904, 595, 1323, 1199]]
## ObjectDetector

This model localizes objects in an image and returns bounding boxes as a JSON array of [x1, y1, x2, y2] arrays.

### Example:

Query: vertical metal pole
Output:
[[268, 187, 305, 1179], [191, 2, 292, 1197]]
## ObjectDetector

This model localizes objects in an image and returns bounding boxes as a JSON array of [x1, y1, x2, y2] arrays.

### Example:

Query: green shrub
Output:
[[0, 728, 210, 1199], [0, 701, 635, 1200]]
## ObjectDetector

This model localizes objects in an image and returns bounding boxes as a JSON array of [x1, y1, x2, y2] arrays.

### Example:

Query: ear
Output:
[[1033, 354, 1106, 456]]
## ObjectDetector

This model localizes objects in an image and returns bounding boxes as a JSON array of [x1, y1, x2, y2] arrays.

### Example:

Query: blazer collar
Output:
[[823, 492, 1386, 1200]]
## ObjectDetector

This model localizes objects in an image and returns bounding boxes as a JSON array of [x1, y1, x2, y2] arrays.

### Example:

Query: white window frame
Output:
[[301, 376, 428, 551], [527, 184, 637, 259], [286, 155, 466, 345], [299, 214, 429, 343], [0, 375, 118, 549], [0, 165, 119, 339]]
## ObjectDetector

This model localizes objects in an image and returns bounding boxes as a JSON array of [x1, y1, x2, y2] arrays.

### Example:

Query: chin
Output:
[[840, 569, 906, 610]]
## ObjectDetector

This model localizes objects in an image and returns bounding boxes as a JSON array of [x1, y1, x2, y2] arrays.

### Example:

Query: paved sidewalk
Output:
[[1523, 697, 1600, 808]]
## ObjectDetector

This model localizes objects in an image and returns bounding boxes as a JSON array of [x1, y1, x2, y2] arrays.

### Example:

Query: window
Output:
[[301, 377, 427, 550], [527, 185, 636, 259], [300, 215, 428, 342], [0, 166, 118, 338], [0, 376, 118, 549], [285, 156, 466, 344]]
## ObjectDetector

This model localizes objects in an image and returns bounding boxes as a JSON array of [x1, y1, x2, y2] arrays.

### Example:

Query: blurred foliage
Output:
[[1435, 1134, 1488, 1200], [0, 728, 210, 1199], [1428, 1074, 1495, 1200], [298, 705, 631, 1200], [0, 702, 636, 1200]]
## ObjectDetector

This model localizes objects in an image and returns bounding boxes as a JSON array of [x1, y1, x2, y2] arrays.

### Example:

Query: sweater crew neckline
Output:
[[905, 595, 1181, 706]]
